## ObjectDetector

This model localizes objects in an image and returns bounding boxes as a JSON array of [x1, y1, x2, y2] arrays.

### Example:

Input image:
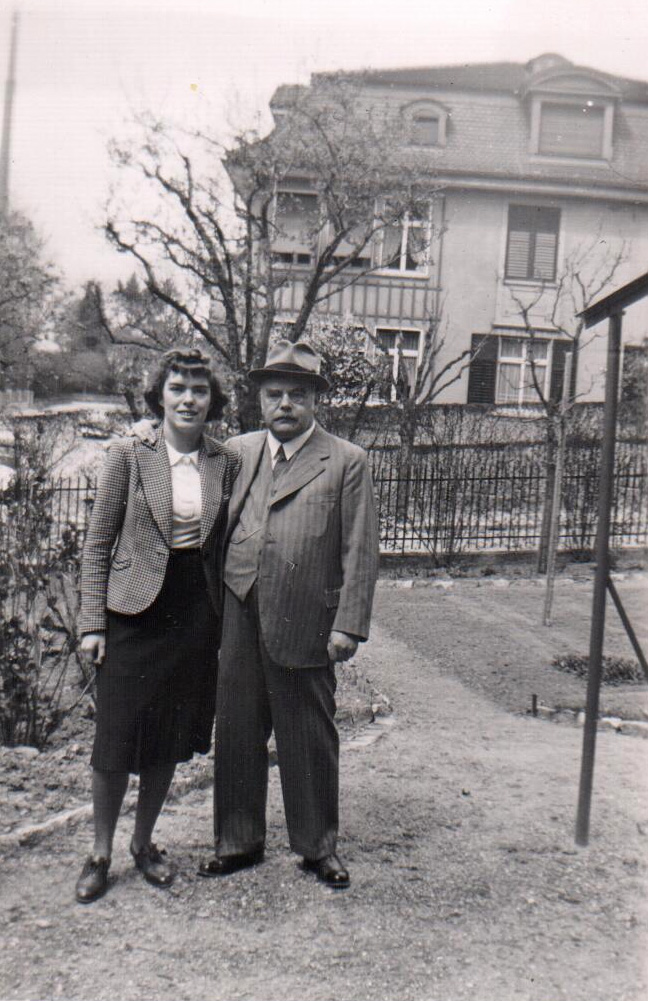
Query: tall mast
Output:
[[0, 10, 19, 218]]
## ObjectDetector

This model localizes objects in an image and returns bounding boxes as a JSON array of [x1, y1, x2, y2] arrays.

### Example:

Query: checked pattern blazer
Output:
[[79, 429, 240, 635]]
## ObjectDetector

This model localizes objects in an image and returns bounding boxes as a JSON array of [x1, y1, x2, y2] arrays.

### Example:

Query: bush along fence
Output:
[[2, 439, 647, 562], [0, 472, 93, 748]]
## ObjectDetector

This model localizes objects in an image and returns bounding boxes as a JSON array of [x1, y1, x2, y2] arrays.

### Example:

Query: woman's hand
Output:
[[127, 419, 158, 444], [80, 632, 106, 667]]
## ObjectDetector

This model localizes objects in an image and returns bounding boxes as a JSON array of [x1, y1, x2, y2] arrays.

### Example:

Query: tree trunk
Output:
[[537, 417, 559, 574], [122, 388, 140, 421], [235, 380, 261, 434], [396, 401, 418, 525], [346, 385, 375, 444]]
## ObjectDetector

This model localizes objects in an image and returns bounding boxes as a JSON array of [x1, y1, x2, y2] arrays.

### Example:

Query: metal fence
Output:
[[369, 438, 648, 555], [3, 438, 647, 559]]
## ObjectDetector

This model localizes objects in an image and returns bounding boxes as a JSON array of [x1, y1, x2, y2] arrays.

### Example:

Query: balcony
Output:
[[275, 270, 437, 326]]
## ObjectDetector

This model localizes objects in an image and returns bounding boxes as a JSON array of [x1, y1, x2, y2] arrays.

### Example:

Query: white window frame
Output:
[[375, 326, 424, 401], [495, 336, 551, 405], [377, 209, 431, 277], [272, 185, 321, 268]]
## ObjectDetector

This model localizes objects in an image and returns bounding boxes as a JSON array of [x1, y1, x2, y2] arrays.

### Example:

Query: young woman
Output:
[[75, 348, 239, 903]]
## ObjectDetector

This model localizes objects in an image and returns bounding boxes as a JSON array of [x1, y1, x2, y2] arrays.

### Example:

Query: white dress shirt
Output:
[[267, 422, 316, 468], [166, 442, 202, 549]]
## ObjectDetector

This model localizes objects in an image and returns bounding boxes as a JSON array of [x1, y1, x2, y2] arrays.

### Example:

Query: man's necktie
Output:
[[273, 444, 288, 479]]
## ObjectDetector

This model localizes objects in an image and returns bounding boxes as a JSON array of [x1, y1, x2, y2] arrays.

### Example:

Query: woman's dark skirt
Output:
[[91, 550, 219, 774]]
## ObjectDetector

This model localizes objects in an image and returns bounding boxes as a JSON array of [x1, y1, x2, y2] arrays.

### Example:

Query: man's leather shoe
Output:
[[130, 841, 174, 887], [302, 853, 350, 888], [75, 856, 110, 903], [197, 848, 264, 877]]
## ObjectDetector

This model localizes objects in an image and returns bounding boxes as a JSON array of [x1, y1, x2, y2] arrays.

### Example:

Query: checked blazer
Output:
[[224, 424, 380, 668], [79, 429, 240, 635]]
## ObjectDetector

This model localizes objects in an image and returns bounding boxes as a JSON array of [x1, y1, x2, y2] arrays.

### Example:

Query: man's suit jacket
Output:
[[79, 429, 240, 635], [225, 424, 380, 668]]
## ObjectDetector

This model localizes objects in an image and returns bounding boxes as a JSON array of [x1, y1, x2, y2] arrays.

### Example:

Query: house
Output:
[[267, 54, 648, 407]]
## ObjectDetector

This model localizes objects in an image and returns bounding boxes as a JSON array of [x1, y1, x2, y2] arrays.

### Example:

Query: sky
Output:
[[2, 0, 648, 289]]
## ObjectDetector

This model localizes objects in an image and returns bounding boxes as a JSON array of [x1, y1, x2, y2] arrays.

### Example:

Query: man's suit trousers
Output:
[[214, 586, 339, 861]]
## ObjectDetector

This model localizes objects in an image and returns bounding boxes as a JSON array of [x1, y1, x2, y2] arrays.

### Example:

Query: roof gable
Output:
[[523, 69, 621, 100]]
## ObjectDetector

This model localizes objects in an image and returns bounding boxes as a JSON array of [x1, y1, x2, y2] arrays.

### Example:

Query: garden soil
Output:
[[1, 571, 648, 1001]]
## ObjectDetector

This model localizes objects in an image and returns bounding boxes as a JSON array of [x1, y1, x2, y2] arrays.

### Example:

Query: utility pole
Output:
[[0, 9, 19, 218]]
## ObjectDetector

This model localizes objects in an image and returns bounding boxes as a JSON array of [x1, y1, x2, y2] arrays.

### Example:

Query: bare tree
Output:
[[368, 303, 483, 522], [104, 77, 440, 430], [507, 233, 629, 572]]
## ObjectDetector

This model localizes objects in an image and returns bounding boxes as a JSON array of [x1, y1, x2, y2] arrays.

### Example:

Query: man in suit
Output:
[[197, 340, 380, 888]]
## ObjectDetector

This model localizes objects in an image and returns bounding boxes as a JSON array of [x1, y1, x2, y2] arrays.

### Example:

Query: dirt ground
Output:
[[1, 569, 648, 1001]]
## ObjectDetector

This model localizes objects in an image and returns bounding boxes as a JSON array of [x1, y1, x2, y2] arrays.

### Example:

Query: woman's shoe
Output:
[[130, 841, 175, 887], [75, 856, 111, 903]]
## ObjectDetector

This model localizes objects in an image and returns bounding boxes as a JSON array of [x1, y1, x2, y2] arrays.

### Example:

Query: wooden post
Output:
[[575, 310, 622, 847]]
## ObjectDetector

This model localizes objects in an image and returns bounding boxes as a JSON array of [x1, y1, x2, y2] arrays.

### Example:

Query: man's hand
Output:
[[127, 418, 157, 444], [80, 632, 106, 667], [327, 630, 358, 664]]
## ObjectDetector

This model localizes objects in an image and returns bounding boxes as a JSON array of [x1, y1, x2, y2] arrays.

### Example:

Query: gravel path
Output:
[[2, 578, 647, 1001]]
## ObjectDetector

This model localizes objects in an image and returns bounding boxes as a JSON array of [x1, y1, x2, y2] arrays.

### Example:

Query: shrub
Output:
[[552, 653, 645, 686], [0, 421, 91, 747]]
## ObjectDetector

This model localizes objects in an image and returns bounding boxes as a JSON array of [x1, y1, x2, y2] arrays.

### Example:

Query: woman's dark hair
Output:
[[144, 347, 228, 421]]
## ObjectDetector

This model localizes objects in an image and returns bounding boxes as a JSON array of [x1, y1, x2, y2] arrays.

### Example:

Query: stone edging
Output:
[[530, 704, 648, 738], [378, 571, 648, 591]]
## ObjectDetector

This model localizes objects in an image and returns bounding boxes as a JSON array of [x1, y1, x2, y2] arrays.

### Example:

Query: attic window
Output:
[[529, 94, 614, 161], [404, 101, 447, 147], [410, 114, 439, 147], [539, 102, 605, 158]]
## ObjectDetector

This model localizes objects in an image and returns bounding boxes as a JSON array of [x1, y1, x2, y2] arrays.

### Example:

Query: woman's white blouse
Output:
[[166, 443, 202, 549]]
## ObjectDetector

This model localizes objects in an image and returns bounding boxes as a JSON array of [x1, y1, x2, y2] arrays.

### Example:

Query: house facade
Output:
[[268, 54, 648, 406]]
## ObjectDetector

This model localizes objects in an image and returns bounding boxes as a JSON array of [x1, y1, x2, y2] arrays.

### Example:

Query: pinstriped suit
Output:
[[79, 430, 241, 635], [214, 423, 379, 859]]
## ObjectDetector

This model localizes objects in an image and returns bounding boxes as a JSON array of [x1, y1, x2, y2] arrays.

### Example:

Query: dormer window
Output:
[[538, 101, 606, 158], [523, 64, 619, 162], [411, 113, 439, 147], [403, 100, 447, 147]]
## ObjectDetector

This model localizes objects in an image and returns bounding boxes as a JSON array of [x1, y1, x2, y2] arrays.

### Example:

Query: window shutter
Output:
[[549, 342, 571, 402], [506, 205, 560, 281], [506, 231, 531, 278], [533, 232, 557, 280], [467, 334, 498, 404]]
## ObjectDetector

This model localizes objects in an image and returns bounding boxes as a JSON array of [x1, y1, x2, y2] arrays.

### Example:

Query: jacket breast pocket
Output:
[[230, 526, 261, 545], [307, 493, 338, 505], [111, 556, 131, 571]]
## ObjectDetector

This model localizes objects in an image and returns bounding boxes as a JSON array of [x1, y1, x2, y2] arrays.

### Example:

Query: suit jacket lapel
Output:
[[270, 426, 330, 506], [227, 433, 267, 535], [134, 432, 173, 548], [199, 438, 229, 547]]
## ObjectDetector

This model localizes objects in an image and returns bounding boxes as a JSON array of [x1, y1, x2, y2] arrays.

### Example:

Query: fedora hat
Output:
[[248, 340, 330, 391]]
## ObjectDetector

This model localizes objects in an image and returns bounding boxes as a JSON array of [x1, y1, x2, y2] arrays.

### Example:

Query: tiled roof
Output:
[[312, 55, 648, 103], [266, 55, 648, 192]]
